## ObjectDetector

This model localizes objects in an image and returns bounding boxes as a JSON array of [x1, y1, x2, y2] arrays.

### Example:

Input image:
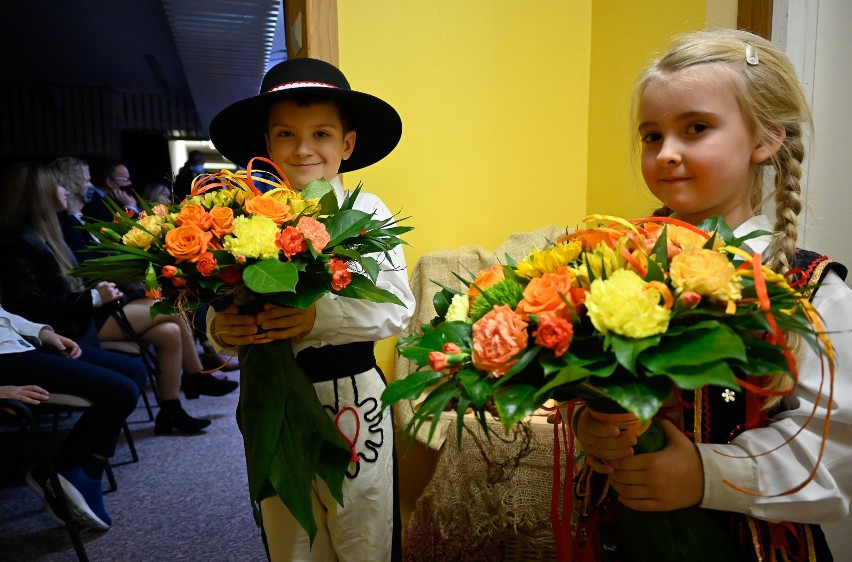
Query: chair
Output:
[[44, 393, 139, 491], [99, 302, 161, 421], [0, 398, 90, 562]]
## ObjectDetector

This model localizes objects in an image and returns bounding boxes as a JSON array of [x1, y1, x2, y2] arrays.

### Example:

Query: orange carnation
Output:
[[468, 264, 505, 305], [209, 206, 235, 238], [471, 305, 528, 378], [296, 216, 330, 252], [515, 266, 575, 320], [176, 204, 213, 230], [244, 195, 294, 225], [196, 252, 218, 276], [164, 223, 212, 263]]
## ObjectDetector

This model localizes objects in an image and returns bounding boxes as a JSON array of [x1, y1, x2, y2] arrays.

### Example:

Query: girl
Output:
[[573, 29, 852, 560], [0, 161, 225, 436]]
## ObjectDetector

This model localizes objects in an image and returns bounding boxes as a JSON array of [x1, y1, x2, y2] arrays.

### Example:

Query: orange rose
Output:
[[471, 305, 529, 378], [176, 204, 213, 230], [468, 264, 504, 304], [164, 223, 212, 263], [515, 266, 575, 320], [244, 195, 294, 226], [209, 206, 235, 238]]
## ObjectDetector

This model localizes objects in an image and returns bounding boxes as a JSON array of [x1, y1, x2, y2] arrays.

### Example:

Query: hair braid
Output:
[[765, 126, 806, 274]]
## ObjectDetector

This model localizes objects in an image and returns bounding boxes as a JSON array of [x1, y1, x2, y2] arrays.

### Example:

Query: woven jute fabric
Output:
[[405, 415, 559, 561], [393, 224, 566, 449]]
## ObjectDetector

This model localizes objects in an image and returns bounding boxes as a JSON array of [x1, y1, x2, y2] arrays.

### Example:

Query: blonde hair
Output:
[[51, 157, 89, 196], [0, 161, 80, 286], [634, 28, 813, 274]]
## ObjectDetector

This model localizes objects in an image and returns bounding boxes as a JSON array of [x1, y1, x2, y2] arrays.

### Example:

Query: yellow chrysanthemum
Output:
[[445, 294, 470, 322], [586, 269, 671, 338], [515, 242, 582, 279], [223, 215, 280, 259], [670, 248, 742, 302]]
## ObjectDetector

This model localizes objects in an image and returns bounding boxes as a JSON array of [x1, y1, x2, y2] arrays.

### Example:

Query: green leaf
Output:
[[457, 369, 491, 409], [334, 274, 404, 306], [493, 384, 539, 430], [609, 333, 661, 373], [641, 324, 746, 371], [380, 371, 444, 406], [595, 376, 672, 422], [665, 362, 740, 390], [359, 256, 380, 283], [237, 339, 349, 544], [325, 209, 372, 247], [243, 260, 299, 294]]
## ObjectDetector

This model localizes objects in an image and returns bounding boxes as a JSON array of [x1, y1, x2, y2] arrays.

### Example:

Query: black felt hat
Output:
[[208, 58, 402, 173]]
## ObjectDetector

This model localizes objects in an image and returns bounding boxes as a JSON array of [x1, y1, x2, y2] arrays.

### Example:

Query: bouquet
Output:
[[382, 214, 834, 560], [70, 157, 411, 541]]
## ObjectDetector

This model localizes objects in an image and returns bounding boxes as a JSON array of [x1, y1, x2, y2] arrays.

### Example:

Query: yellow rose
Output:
[[515, 242, 582, 279], [122, 226, 156, 250], [570, 241, 626, 289], [586, 269, 671, 338], [137, 214, 165, 237], [445, 294, 470, 322], [669, 248, 742, 302], [223, 215, 280, 259]]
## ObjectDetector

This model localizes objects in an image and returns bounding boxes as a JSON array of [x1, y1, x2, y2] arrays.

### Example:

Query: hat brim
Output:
[[208, 87, 401, 174]]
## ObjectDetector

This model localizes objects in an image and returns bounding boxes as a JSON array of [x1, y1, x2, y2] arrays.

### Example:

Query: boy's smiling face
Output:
[[265, 99, 356, 191]]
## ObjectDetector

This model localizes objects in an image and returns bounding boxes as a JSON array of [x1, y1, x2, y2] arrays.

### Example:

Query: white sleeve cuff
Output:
[[696, 442, 756, 513]]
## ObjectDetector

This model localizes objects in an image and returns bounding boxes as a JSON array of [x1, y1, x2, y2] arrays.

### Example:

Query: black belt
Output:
[[295, 341, 376, 383]]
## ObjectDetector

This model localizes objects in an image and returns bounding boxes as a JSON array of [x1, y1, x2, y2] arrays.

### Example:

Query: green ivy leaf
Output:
[[243, 260, 299, 294]]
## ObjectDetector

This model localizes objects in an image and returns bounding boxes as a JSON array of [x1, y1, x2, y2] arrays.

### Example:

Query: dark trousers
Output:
[[0, 346, 142, 466]]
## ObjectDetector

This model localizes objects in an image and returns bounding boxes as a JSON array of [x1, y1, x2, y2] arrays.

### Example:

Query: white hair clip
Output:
[[745, 43, 760, 66]]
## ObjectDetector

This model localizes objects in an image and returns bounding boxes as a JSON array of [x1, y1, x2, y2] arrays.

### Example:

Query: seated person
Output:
[[0, 161, 233, 436], [0, 305, 140, 531]]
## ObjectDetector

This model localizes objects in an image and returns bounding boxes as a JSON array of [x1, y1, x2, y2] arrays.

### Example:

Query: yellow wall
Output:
[[339, 1, 592, 272], [336, 0, 732, 540], [586, 1, 708, 219]]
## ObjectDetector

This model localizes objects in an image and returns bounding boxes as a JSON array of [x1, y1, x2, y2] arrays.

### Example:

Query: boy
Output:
[[207, 57, 414, 562]]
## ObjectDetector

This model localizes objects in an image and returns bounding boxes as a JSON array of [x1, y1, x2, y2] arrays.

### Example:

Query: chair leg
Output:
[[139, 387, 155, 421], [104, 464, 117, 493], [2, 400, 90, 562], [122, 422, 139, 463]]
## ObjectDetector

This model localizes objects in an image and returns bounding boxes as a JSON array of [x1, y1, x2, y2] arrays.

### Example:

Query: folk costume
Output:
[[207, 58, 413, 562], [572, 215, 852, 561]]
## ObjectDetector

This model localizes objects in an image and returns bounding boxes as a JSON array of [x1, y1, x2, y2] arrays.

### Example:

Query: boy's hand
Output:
[[575, 407, 637, 475], [254, 303, 316, 343], [211, 305, 261, 346], [38, 328, 82, 359], [606, 420, 704, 511]]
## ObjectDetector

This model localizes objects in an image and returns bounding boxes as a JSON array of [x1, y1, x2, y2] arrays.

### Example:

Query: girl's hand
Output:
[[254, 303, 316, 343], [0, 385, 50, 405], [606, 420, 704, 511], [211, 305, 260, 347], [39, 328, 82, 359], [95, 281, 124, 305], [575, 407, 637, 475]]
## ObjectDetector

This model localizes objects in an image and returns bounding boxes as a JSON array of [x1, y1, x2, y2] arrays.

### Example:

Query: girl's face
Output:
[[638, 64, 773, 229], [54, 183, 69, 212], [264, 100, 356, 191]]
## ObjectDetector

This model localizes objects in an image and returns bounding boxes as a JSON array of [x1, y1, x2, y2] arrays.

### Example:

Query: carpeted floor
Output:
[[0, 370, 268, 562]]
